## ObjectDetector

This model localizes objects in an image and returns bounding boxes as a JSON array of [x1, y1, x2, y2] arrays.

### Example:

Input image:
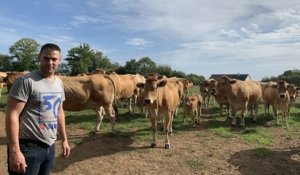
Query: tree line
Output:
[[0, 38, 205, 85], [262, 69, 300, 86]]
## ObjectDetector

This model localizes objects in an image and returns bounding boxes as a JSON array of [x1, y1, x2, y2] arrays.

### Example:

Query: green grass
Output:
[[242, 128, 272, 146], [253, 147, 273, 158], [212, 127, 232, 138], [185, 157, 205, 171]]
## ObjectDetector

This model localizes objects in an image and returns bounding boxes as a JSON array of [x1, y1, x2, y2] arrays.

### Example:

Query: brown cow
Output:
[[60, 74, 116, 132], [109, 73, 145, 114], [286, 84, 300, 117], [209, 79, 230, 116], [262, 81, 291, 126], [216, 76, 262, 126], [200, 79, 212, 108], [136, 73, 180, 149], [5, 71, 30, 93], [183, 93, 203, 127]]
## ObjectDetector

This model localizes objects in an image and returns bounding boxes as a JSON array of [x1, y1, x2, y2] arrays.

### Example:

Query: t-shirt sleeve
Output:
[[8, 77, 31, 102]]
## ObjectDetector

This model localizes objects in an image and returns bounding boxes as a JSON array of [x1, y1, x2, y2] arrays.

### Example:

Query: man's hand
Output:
[[61, 140, 70, 159], [9, 150, 27, 173]]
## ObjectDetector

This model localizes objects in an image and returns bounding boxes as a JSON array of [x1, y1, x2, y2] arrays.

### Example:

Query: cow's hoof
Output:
[[150, 143, 156, 148], [168, 132, 172, 136], [165, 144, 170, 149]]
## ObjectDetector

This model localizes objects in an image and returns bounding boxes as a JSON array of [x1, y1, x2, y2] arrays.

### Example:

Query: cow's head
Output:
[[216, 76, 236, 94], [200, 80, 210, 94], [185, 96, 197, 109], [287, 84, 300, 101], [271, 81, 289, 99], [137, 74, 167, 105], [209, 79, 217, 96]]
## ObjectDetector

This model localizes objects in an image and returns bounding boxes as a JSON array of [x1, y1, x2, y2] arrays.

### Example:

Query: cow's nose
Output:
[[280, 94, 285, 98], [290, 96, 295, 100], [144, 99, 151, 104]]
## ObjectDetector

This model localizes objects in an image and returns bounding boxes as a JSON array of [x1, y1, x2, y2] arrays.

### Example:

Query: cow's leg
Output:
[[103, 104, 116, 132], [169, 114, 174, 135], [92, 106, 105, 133], [219, 104, 223, 116], [192, 110, 196, 128], [149, 117, 157, 148], [253, 104, 258, 122], [231, 109, 237, 126], [283, 107, 289, 127], [272, 106, 278, 125], [128, 98, 132, 114], [164, 113, 172, 149], [198, 106, 202, 125]]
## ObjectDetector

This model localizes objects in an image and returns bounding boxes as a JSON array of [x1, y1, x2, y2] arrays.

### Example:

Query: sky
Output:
[[1, 0, 300, 80]]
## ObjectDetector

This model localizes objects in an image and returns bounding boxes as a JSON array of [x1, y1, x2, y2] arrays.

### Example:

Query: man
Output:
[[6, 43, 70, 174]]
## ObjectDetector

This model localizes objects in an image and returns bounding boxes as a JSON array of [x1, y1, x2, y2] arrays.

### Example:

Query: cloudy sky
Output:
[[1, 0, 300, 80]]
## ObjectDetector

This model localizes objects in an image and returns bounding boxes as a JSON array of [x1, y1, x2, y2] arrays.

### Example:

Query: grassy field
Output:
[[1, 85, 300, 174]]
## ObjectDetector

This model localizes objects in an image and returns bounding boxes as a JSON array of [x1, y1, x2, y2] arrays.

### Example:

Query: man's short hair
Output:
[[40, 43, 61, 53]]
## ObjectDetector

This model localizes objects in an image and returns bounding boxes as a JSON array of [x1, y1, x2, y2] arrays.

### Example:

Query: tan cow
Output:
[[200, 79, 212, 108], [183, 93, 203, 128], [60, 74, 116, 132], [216, 76, 262, 126], [136, 73, 180, 149], [262, 81, 291, 126], [5, 71, 30, 93], [261, 81, 277, 116], [0, 72, 7, 98], [108, 73, 145, 114], [286, 84, 300, 117], [209, 79, 230, 116]]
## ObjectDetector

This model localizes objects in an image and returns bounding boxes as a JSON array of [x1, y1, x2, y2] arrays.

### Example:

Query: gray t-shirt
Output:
[[8, 71, 65, 146]]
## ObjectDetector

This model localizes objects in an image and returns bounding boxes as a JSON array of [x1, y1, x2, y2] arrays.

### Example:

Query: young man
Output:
[[6, 43, 70, 175]]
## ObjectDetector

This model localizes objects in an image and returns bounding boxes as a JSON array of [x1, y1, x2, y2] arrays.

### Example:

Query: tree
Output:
[[117, 59, 140, 74], [137, 57, 156, 74], [0, 54, 12, 71], [9, 38, 40, 71], [186, 73, 205, 85], [156, 65, 172, 77]]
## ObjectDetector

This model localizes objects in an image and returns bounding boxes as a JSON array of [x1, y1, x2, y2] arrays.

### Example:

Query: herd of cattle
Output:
[[0, 71, 299, 149]]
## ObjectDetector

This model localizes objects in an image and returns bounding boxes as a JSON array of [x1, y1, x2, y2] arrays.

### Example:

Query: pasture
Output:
[[0, 86, 300, 174]]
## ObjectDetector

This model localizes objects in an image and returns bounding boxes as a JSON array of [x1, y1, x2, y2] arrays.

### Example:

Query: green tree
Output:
[[186, 73, 205, 85], [0, 54, 12, 71], [156, 65, 172, 77], [137, 57, 156, 74], [9, 38, 40, 71], [117, 59, 140, 74]]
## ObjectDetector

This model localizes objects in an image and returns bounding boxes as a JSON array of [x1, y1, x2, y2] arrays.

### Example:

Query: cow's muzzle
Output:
[[144, 99, 151, 104], [279, 94, 286, 99]]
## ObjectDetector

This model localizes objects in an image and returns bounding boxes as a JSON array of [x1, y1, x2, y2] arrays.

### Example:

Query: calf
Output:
[[200, 80, 212, 108], [183, 93, 203, 128]]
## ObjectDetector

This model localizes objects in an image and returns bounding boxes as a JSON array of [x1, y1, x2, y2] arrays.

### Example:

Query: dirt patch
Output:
[[1, 111, 300, 174]]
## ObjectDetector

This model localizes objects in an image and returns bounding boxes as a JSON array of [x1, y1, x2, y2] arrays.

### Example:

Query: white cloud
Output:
[[125, 37, 150, 47], [70, 15, 101, 27]]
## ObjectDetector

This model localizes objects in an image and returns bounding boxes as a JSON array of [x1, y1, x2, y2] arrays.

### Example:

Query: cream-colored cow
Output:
[[183, 93, 203, 128]]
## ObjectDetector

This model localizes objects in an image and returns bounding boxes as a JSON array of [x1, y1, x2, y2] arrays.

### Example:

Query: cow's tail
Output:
[[104, 74, 118, 116]]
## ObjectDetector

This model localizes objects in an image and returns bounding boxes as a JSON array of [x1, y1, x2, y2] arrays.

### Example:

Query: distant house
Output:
[[209, 74, 251, 81]]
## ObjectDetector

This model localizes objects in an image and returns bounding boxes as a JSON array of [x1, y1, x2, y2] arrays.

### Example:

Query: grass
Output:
[[242, 127, 272, 146], [185, 157, 205, 171], [212, 127, 232, 138], [253, 147, 273, 158]]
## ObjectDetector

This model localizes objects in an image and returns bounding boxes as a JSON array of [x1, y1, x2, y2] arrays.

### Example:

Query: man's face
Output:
[[38, 49, 61, 75]]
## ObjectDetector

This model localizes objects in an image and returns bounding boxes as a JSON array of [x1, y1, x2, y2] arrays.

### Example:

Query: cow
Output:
[[59, 73, 116, 133], [0, 72, 7, 99], [183, 93, 203, 128], [216, 76, 262, 126], [108, 73, 145, 114], [200, 79, 212, 108], [5, 71, 30, 93], [286, 84, 300, 117], [262, 81, 291, 126], [136, 73, 180, 149], [209, 79, 230, 116]]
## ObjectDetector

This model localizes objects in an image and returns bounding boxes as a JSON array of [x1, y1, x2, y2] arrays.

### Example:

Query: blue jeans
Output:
[[7, 139, 55, 175]]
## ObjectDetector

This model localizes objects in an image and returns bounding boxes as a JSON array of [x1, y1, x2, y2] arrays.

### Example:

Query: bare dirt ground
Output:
[[1, 111, 300, 175]]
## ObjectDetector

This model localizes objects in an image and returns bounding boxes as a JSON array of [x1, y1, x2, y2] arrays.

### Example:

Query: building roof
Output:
[[209, 74, 251, 81]]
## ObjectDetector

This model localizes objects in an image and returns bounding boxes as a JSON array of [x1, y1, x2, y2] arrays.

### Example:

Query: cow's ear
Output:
[[296, 87, 300, 91], [157, 80, 167, 87], [136, 83, 145, 89], [230, 80, 236, 84]]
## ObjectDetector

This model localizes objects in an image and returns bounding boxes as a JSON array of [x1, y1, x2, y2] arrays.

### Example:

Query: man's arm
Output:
[[5, 97, 27, 173], [57, 104, 70, 158]]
